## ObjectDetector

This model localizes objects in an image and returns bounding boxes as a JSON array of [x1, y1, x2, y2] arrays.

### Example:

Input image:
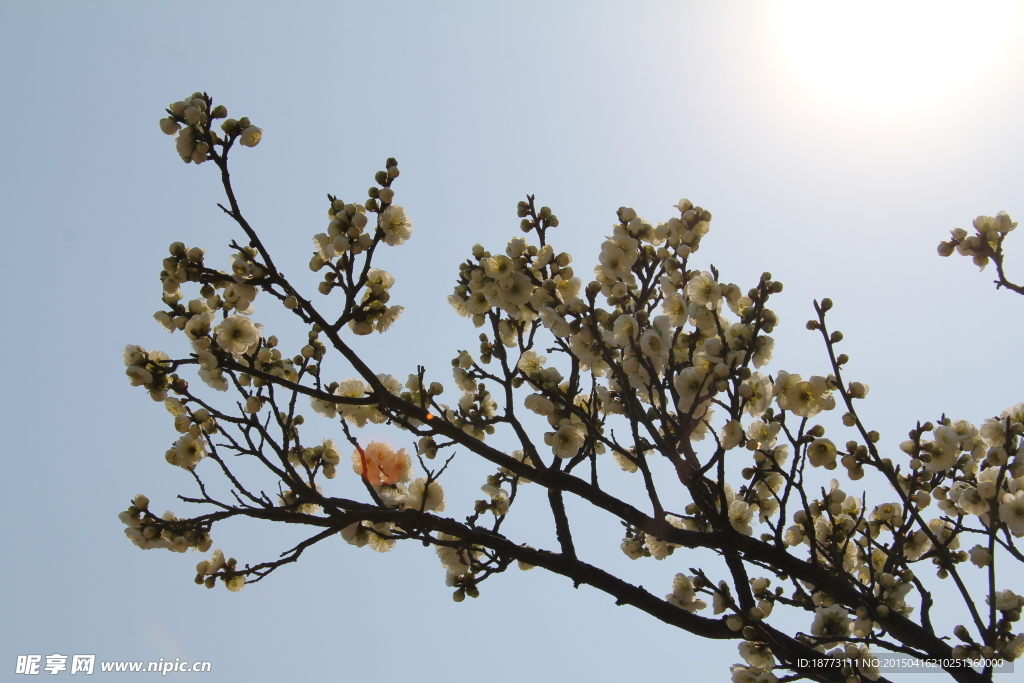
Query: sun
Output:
[[772, 2, 1021, 113]]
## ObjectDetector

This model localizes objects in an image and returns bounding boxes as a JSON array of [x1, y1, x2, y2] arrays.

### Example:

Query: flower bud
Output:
[[848, 382, 869, 399], [160, 117, 180, 135], [239, 126, 263, 147]]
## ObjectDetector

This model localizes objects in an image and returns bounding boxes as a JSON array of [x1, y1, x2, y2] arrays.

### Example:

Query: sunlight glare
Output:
[[774, 2, 1020, 113]]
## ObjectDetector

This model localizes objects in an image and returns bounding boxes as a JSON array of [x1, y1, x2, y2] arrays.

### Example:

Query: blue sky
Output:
[[3, 2, 1024, 681]]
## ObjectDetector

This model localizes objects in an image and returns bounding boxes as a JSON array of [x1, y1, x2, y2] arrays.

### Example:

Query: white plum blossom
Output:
[[743, 373, 773, 417], [782, 376, 832, 418], [729, 664, 777, 683], [644, 533, 675, 560], [166, 434, 206, 470], [340, 522, 370, 548], [1000, 491, 1024, 536], [125, 364, 153, 387], [870, 502, 902, 523], [721, 420, 744, 450], [924, 443, 959, 474], [970, 545, 993, 568], [365, 522, 397, 553], [539, 307, 571, 337], [807, 438, 837, 468], [751, 335, 774, 368], [738, 641, 774, 669], [524, 393, 555, 416], [902, 530, 932, 561], [436, 533, 473, 577], [183, 310, 216, 340], [480, 484, 511, 515], [405, 477, 446, 512], [674, 366, 709, 414], [549, 424, 584, 459], [666, 574, 707, 612], [612, 315, 639, 347], [729, 500, 754, 536], [662, 293, 687, 326], [935, 419, 978, 448], [597, 236, 638, 281], [198, 367, 228, 391], [810, 604, 852, 646], [279, 482, 324, 515], [375, 305, 404, 332], [517, 349, 546, 375], [990, 589, 1021, 612], [215, 315, 261, 356], [379, 205, 413, 246], [686, 271, 722, 310], [745, 419, 780, 449], [496, 271, 533, 308], [238, 126, 262, 147], [316, 378, 386, 427], [195, 549, 226, 576]]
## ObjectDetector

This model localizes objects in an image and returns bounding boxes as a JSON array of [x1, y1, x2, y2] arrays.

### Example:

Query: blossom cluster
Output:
[[348, 441, 444, 513], [308, 159, 408, 335], [336, 441, 446, 555], [159, 92, 261, 164], [194, 549, 245, 592], [447, 201, 790, 475], [119, 494, 212, 555], [441, 198, 1024, 666], [938, 212, 1017, 270], [121, 95, 1024, 680], [123, 344, 171, 401], [141, 234, 289, 395]]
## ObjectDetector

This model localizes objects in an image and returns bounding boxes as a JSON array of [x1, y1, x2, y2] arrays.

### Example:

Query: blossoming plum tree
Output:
[[120, 92, 1024, 683]]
